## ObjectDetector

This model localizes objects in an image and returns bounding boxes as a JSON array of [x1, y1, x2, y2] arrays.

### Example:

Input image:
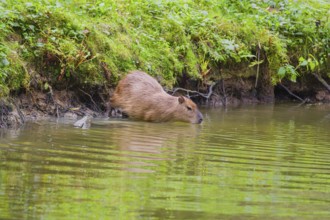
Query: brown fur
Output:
[[111, 71, 203, 123]]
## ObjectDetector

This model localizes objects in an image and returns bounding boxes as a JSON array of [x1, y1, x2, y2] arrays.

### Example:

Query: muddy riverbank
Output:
[[1, 75, 329, 129]]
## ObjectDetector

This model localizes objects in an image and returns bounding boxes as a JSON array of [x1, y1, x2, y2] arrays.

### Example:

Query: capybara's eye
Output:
[[186, 106, 192, 111]]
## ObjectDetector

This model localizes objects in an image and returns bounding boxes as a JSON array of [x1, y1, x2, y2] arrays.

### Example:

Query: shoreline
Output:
[[1, 80, 329, 129]]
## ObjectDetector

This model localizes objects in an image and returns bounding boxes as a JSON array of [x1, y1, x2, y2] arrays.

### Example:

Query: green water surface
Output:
[[0, 104, 329, 219]]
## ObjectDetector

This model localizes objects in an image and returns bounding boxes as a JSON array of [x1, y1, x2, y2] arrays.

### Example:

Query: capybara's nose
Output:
[[197, 112, 203, 124]]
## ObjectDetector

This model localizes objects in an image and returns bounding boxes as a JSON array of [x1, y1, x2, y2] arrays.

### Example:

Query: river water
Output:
[[0, 104, 329, 219]]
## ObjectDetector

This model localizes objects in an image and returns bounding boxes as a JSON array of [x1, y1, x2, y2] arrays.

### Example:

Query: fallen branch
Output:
[[312, 73, 330, 92], [171, 82, 218, 101], [279, 83, 305, 102]]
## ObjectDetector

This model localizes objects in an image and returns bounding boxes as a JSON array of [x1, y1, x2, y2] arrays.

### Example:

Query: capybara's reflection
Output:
[[95, 120, 202, 173]]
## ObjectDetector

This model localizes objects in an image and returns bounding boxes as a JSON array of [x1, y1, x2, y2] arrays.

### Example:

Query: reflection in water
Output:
[[0, 104, 330, 219], [93, 120, 202, 173]]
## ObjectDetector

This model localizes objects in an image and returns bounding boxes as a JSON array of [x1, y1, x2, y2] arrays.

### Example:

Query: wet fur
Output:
[[111, 71, 203, 123]]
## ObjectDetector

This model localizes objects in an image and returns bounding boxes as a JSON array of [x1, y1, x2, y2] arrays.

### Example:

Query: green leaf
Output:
[[249, 60, 264, 68], [44, 82, 49, 90], [300, 60, 308, 66], [240, 54, 256, 58], [1, 58, 10, 66], [309, 62, 316, 71], [277, 67, 286, 78], [36, 42, 44, 47], [299, 57, 308, 66], [28, 25, 35, 31]]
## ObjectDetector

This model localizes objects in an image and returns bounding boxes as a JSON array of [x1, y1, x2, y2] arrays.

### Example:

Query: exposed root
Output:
[[56, 104, 59, 118], [171, 81, 219, 102], [78, 88, 101, 112], [0, 100, 24, 129], [0, 101, 10, 129], [312, 73, 330, 92], [45, 88, 61, 118], [255, 42, 261, 88], [0, 86, 109, 128], [10, 98, 25, 123], [219, 71, 227, 107], [279, 83, 307, 103]]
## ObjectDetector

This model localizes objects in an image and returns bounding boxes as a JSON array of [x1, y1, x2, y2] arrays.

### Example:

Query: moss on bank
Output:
[[0, 0, 329, 98]]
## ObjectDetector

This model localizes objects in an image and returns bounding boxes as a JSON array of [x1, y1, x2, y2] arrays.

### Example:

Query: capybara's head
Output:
[[175, 96, 203, 124]]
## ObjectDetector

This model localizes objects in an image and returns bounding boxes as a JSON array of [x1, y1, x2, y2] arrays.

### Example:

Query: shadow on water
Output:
[[0, 103, 329, 219]]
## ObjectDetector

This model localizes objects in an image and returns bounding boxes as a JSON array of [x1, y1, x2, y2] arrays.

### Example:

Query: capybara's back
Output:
[[111, 71, 203, 123]]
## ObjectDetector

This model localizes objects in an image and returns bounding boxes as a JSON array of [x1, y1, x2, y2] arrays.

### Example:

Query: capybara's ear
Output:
[[178, 96, 185, 104]]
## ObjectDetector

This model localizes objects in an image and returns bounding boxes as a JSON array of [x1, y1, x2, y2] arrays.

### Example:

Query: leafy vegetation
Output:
[[0, 0, 329, 97]]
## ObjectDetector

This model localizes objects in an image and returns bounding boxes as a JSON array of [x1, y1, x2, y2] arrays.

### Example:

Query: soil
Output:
[[1, 75, 329, 129], [0, 89, 110, 129]]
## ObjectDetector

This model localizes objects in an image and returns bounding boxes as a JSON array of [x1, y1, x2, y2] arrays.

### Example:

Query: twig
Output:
[[312, 73, 330, 92], [78, 88, 100, 111], [255, 42, 261, 88], [279, 83, 305, 102]]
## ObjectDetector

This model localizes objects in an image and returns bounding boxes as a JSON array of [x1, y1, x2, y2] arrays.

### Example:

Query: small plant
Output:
[[276, 64, 299, 83], [298, 55, 320, 73]]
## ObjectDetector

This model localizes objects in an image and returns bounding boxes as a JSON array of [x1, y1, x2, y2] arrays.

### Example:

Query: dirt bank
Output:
[[0, 89, 110, 129], [1, 76, 329, 129], [176, 76, 330, 107]]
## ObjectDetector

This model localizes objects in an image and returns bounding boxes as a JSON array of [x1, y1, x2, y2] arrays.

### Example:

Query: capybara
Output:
[[110, 71, 203, 124]]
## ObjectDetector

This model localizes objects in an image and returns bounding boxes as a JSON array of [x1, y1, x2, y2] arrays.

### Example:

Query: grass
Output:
[[0, 0, 329, 97]]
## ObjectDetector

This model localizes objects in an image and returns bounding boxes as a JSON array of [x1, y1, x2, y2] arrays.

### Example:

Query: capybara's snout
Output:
[[194, 111, 203, 124], [197, 111, 203, 124], [191, 111, 203, 124]]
